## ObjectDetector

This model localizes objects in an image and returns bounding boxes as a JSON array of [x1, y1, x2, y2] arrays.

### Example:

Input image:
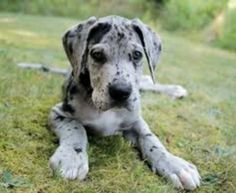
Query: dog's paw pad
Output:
[[50, 145, 89, 180]]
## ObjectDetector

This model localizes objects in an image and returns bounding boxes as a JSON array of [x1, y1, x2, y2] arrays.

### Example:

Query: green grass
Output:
[[0, 13, 236, 193]]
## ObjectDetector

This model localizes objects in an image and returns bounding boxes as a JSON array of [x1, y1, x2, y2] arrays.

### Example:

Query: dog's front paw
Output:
[[165, 85, 188, 99], [152, 153, 201, 190], [49, 145, 89, 180]]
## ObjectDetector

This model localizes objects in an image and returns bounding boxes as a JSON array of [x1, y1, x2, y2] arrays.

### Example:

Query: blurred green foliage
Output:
[[0, 0, 235, 51], [160, 0, 228, 30], [0, 0, 146, 19], [217, 9, 236, 51]]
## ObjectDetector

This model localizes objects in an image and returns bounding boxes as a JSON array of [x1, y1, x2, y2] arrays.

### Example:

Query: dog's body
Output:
[[48, 16, 200, 190]]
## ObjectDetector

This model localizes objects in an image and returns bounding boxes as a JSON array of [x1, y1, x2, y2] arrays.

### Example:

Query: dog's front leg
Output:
[[133, 117, 201, 190], [48, 103, 89, 180]]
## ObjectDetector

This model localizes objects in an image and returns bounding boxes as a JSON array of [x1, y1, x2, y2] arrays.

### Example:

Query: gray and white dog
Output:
[[48, 16, 200, 190]]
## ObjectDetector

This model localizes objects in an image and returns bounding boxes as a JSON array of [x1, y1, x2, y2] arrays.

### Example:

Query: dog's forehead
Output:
[[97, 16, 140, 45]]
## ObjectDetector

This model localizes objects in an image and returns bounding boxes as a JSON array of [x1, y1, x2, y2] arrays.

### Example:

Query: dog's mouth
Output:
[[93, 98, 134, 112]]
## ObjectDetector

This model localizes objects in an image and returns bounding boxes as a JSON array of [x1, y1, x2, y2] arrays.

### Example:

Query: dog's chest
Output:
[[74, 105, 137, 136]]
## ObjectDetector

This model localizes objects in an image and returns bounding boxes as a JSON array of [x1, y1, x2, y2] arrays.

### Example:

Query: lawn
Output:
[[0, 13, 235, 193]]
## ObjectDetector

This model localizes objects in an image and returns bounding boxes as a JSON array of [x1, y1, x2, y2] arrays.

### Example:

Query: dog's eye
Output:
[[90, 50, 106, 63], [132, 50, 143, 61]]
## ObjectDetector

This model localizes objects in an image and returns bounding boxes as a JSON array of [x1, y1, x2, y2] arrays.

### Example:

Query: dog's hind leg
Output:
[[48, 103, 89, 180], [140, 75, 188, 99]]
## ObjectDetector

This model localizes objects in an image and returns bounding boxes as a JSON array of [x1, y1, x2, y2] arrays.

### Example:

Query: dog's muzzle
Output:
[[108, 82, 132, 102]]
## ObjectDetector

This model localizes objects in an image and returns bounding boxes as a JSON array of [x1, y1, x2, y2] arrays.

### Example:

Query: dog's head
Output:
[[62, 16, 162, 111]]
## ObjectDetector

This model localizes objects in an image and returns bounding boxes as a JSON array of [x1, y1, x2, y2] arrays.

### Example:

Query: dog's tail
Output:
[[17, 63, 68, 76]]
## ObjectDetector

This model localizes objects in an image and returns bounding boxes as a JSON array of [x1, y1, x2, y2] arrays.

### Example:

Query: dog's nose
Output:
[[109, 82, 132, 101]]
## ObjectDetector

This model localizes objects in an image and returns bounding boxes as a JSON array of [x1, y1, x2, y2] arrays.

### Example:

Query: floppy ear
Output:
[[62, 16, 97, 77], [132, 19, 162, 84]]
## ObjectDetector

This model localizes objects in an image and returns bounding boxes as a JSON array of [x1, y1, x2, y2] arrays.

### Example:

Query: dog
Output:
[[48, 16, 200, 190]]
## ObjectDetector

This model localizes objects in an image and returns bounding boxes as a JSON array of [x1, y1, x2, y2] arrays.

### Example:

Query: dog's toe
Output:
[[151, 153, 200, 190], [49, 145, 89, 180], [177, 169, 198, 190]]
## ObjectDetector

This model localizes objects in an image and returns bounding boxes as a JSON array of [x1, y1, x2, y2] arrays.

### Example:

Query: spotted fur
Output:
[[48, 16, 199, 190]]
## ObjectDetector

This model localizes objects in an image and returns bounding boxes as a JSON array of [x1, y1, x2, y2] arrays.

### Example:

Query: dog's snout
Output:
[[109, 82, 132, 101]]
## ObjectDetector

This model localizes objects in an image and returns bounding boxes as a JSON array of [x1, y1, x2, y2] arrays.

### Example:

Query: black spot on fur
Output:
[[150, 145, 158, 152], [55, 115, 65, 121], [77, 24, 83, 32], [128, 53, 132, 61], [62, 102, 75, 113], [117, 32, 125, 42], [69, 85, 79, 95], [158, 44, 162, 52], [74, 127, 78, 130], [68, 41, 73, 55], [74, 147, 82, 154], [109, 36, 114, 41], [79, 68, 93, 94], [88, 22, 111, 44], [145, 133, 152, 137]]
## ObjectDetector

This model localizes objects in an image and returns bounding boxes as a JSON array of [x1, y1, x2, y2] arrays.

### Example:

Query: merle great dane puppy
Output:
[[48, 16, 200, 190]]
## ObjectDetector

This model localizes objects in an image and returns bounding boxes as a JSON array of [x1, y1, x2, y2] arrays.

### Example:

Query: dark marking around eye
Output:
[[90, 50, 106, 63], [69, 85, 79, 95]]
